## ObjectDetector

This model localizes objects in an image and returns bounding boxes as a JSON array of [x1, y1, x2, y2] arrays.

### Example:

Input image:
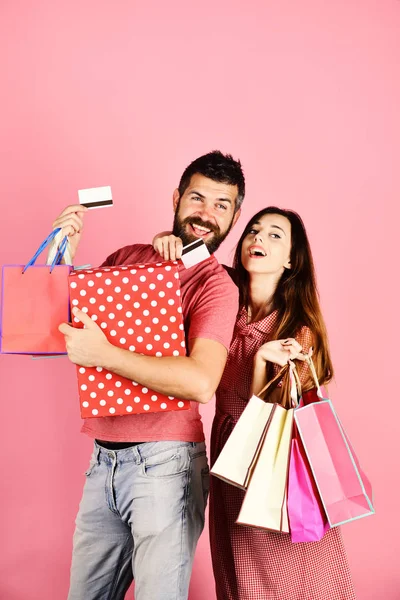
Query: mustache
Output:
[[181, 216, 220, 235]]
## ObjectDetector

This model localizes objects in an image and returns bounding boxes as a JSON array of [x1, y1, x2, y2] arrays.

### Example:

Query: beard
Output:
[[172, 206, 234, 255]]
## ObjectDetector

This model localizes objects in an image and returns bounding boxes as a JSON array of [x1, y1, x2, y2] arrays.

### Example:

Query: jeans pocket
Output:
[[143, 445, 190, 479], [201, 465, 210, 508], [84, 453, 98, 477]]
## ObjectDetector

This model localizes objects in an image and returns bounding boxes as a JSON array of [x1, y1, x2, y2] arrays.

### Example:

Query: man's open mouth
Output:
[[189, 223, 213, 238]]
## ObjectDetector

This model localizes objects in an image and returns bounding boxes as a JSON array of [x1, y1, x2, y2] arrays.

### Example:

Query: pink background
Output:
[[0, 1, 398, 598]]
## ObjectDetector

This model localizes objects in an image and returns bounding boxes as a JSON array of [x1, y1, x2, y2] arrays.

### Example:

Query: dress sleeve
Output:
[[295, 326, 314, 387]]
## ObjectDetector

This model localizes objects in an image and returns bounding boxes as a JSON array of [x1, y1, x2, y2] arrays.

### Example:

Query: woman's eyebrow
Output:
[[270, 224, 286, 236]]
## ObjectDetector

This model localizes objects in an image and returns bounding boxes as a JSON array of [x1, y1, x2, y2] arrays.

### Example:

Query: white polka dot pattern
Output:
[[69, 261, 188, 417]]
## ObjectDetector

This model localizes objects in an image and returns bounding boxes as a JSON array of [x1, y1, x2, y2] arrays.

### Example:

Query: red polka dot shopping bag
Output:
[[68, 261, 189, 417]]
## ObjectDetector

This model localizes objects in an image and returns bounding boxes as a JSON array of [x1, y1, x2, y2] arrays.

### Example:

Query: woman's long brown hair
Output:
[[233, 207, 333, 389]]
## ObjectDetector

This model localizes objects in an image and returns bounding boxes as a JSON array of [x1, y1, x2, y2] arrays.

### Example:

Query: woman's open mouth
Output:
[[248, 245, 267, 258]]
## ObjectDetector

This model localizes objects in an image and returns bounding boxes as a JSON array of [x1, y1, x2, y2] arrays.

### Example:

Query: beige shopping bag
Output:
[[236, 402, 294, 532], [211, 363, 298, 490]]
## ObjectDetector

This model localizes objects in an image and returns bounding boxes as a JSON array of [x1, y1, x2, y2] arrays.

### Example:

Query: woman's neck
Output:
[[247, 272, 281, 323]]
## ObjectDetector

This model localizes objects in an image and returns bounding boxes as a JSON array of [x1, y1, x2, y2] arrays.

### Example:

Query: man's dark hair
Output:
[[178, 150, 245, 212]]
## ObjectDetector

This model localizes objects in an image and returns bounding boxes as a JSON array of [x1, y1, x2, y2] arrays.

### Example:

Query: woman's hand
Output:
[[255, 338, 304, 367], [152, 232, 183, 261]]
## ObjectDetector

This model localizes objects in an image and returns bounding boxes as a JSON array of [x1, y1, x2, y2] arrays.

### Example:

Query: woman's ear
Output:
[[284, 257, 291, 270]]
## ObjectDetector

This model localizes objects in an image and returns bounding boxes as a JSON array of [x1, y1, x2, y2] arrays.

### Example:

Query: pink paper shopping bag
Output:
[[0, 229, 70, 354], [294, 358, 374, 528], [287, 423, 329, 542], [69, 260, 189, 417]]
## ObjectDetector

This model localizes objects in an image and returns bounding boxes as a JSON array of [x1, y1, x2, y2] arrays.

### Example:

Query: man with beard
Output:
[[53, 150, 245, 600]]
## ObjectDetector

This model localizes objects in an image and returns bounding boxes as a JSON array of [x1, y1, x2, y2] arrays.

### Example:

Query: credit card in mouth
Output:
[[78, 186, 113, 209], [181, 239, 210, 268]]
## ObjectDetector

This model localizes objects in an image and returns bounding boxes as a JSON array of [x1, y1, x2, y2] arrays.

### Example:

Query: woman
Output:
[[154, 207, 355, 600]]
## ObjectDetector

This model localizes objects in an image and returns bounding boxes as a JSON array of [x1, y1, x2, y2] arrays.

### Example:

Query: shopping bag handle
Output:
[[257, 363, 289, 399], [257, 362, 301, 408], [22, 228, 69, 273], [290, 363, 302, 405], [304, 353, 323, 398], [51, 235, 69, 270]]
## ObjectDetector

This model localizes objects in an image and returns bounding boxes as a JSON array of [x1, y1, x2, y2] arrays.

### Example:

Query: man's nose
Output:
[[197, 203, 214, 221]]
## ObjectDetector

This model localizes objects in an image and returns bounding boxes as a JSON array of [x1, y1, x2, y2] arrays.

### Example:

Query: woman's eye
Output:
[[247, 228, 258, 235], [270, 233, 281, 239]]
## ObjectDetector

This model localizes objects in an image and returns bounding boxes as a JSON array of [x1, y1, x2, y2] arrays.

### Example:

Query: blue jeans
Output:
[[68, 440, 209, 600]]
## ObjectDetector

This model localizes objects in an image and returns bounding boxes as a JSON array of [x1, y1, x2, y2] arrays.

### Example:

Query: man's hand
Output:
[[59, 307, 111, 367], [52, 205, 88, 261], [152, 232, 182, 261]]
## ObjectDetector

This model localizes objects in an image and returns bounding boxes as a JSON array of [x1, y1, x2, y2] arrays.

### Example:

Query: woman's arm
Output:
[[250, 338, 304, 397], [294, 326, 314, 388]]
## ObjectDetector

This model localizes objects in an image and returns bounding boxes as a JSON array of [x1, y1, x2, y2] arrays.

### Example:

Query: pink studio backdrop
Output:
[[0, 1, 398, 599]]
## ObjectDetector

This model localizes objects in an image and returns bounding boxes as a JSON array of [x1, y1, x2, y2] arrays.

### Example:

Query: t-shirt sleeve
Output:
[[99, 244, 148, 268], [187, 274, 239, 351], [100, 250, 120, 268]]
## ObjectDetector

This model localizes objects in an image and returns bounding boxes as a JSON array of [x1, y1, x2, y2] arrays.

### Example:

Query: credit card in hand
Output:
[[78, 186, 113, 209], [181, 239, 210, 268]]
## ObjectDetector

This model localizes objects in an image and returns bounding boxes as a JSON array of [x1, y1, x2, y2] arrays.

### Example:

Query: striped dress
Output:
[[209, 308, 356, 600]]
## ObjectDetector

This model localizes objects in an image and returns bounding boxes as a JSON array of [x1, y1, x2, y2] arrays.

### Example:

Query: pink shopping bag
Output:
[[0, 229, 70, 354], [287, 423, 330, 542], [294, 358, 374, 528]]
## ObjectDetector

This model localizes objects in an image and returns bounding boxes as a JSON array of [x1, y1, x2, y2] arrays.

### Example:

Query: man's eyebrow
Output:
[[189, 190, 232, 204], [189, 190, 206, 198]]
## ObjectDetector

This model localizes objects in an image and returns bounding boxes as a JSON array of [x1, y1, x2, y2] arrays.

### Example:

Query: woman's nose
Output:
[[254, 232, 263, 242]]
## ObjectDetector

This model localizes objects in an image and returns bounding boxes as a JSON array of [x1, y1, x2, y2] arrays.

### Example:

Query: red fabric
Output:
[[1, 264, 71, 354], [210, 308, 356, 600], [69, 260, 189, 417], [81, 244, 239, 442]]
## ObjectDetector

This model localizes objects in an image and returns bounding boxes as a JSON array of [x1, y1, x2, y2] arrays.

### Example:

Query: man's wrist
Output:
[[99, 341, 122, 371]]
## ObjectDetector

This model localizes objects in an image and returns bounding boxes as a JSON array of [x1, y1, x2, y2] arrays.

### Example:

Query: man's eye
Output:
[[216, 203, 227, 211], [192, 196, 203, 202]]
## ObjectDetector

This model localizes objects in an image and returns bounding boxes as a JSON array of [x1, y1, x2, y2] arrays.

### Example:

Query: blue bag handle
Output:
[[51, 234, 69, 272], [22, 228, 69, 273]]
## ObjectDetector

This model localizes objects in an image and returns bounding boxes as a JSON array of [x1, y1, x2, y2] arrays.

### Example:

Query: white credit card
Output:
[[181, 239, 210, 268], [78, 186, 113, 209]]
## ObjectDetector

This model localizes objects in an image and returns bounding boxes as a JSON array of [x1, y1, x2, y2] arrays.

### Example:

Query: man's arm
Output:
[[60, 308, 228, 404], [100, 336, 228, 404], [48, 204, 88, 263]]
